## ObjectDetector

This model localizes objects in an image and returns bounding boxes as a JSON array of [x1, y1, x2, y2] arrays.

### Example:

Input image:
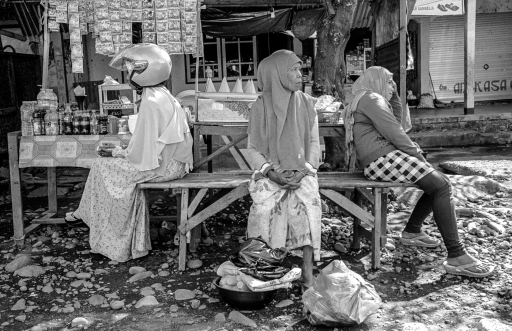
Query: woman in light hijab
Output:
[[345, 66, 495, 278], [246, 50, 322, 288], [64, 44, 193, 262]]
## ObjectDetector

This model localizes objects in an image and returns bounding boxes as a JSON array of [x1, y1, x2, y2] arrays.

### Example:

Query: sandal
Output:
[[443, 260, 496, 278], [400, 232, 441, 248], [65, 212, 86, 228]]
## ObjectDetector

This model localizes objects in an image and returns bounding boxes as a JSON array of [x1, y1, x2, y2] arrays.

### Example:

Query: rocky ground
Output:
[[0, 147, 512, 331]]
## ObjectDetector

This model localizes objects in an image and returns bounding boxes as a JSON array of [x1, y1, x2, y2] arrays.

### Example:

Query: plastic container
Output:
[[98, 116, 109, 134], [73, 111, 82, 135], [108, 116, 119, 134], [80, 111, 90, 135], [90, 111, 99, 135], [45, 108, 60, 135], [46, 89, 58, 111], [62, 103, 73, 135], [20, 101, 34, 136]]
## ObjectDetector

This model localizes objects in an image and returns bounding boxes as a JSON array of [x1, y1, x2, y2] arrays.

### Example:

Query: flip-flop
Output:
[[399, 233, 441, 248], [443, 260, 496, 278], [64, 212, 86, 228]]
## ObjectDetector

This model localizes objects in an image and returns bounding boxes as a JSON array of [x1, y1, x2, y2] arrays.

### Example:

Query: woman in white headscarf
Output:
[[246, 50, 322, 288], [64, 44, 193, 262], [344, 66, 495, 278]]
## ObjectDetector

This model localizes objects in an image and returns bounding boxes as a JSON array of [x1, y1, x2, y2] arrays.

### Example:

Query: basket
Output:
[[318, 111, 342, 124]]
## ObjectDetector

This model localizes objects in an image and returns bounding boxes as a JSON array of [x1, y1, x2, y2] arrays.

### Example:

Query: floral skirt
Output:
[[247, 174, 322, 261], [76, 157, 187, 262]]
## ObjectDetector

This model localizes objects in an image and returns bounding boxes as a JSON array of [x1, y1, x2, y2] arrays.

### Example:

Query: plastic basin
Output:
[[212, 277, 277, 310]]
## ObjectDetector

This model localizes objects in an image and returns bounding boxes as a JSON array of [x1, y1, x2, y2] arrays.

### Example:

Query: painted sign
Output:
[[412, 0, 464, 16]]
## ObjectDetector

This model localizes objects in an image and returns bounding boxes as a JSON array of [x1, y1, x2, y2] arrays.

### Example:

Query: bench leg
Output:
[[48, 167, 57, 214], [8, 132, 24, 247], [178, 188, 189, 271], [371, 188, 382, 269], [380, 188, 388, 246], [352, 189, 362, 250]]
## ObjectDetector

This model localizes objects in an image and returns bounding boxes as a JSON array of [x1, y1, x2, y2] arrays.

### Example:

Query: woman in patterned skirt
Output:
[[64, 44, 193, 262], [344, 66, 495, 278], [246, 50, 322, 288]]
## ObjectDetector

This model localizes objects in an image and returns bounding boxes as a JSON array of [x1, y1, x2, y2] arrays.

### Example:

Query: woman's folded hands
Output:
[[267, 170, 304, 190]]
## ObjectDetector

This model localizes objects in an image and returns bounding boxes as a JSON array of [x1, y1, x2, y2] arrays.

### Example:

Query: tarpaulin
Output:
[[201, 8, 293, 38]]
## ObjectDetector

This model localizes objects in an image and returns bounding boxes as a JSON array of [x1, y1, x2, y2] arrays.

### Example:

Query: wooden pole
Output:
[[41, 0, 49, 89], [399, 0, 407, 111], [464, 0, 476, 115]]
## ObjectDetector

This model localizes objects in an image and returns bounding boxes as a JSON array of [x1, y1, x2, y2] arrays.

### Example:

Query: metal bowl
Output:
[[213, 277, 277, 310]]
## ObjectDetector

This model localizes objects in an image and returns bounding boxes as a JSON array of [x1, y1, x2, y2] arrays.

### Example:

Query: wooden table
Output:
[[8, 131, 131, 246], [192, 122, 344, 172]]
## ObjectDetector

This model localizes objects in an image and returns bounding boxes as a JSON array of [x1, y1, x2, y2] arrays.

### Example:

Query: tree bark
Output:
[[314, 0, 357, 170]]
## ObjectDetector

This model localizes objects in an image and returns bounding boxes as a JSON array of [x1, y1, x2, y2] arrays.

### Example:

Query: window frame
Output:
[[184, 35, 258, 84], [184, 36, 223, 84]]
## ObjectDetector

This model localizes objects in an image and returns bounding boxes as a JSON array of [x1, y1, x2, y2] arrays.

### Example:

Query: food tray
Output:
[[198, 99, 254, 122]]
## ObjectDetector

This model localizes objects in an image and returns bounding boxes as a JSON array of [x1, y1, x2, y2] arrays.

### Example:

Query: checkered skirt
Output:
[[363, 150, 434, 183]]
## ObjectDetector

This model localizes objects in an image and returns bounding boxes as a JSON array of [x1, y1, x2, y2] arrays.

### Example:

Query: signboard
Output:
[[412, 0, 464, 16]]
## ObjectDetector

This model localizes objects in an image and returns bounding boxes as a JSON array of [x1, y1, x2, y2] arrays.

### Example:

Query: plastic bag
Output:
[[239, 267, 301, 292], [303, 260, 382, 326], [236, 237, 287, 267]]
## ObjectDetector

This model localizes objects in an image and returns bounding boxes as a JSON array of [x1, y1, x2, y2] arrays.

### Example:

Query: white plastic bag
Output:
[[303, 260, 382, 326], [239, 267, 301, 292]]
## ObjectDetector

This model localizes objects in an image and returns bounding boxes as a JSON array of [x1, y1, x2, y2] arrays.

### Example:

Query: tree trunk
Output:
[[313, 0, 357, 171]]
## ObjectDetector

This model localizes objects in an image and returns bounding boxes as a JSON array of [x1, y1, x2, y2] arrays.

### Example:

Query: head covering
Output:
[[126, 86, 193, 175], [247, 50, 317, 171], [343, 66, 393, 169]]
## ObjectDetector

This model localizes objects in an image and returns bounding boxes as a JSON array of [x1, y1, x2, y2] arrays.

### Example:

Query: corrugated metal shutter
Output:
[[429, 12, 512, 102]]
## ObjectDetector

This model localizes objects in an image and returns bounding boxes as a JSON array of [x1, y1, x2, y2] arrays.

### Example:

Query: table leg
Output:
[[48, 168, 57, 213], [206, 135, 213, 173], [178, 188, 189, 271], [8, 132, 24, 247], [193, 125, 201, 170], [352, 189, 362, 250], [371, 188, 382, 269]]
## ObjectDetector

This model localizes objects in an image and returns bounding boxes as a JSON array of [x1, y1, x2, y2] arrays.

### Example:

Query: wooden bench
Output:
[[139, 171, 416, 271]]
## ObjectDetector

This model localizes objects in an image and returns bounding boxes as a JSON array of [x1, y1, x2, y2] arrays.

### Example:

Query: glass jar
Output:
[[37, 88, 50, 108], [118, 116, 129, 134], [97, 116, 109, 135]]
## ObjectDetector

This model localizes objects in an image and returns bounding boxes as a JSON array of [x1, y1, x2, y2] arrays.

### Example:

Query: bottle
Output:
[[45, 107, 60, 135], [46, 89, 58, 112], [20, 101, 34, 136], [73, 110, 82, 135], [80, 111, 90, 135], [63, 103, 73, 135], [39, 108, 47, 135], [108, 116, 119, 134], [90, 111, 99, 135]]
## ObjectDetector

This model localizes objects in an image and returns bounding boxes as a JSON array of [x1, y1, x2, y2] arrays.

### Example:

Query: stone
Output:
[[62, 307, 75, 313], [15, 315, 26, 322], [71, 317, 90, 328], [88, 294, 106, 306], [214, 313, 226, 322], [187, 259, 202, 269], [76, 272, 91, 279], [110, 300, 124, 310], [129, 266, 146, 274], [334, 242, 347, 253], [275, 299, 294, 308], [42, 284, 53, 293], [135, 296, 159, 308], [11, 299, 26, 311], [158, 271, 170, 277], [5, 255, 31, 272], [476, 318, 512, 331], [483, 220, 506, 234], [174, 289, 195, 301], [402, 322, 428, 331], [228, 311, 257, 328], [37, 236, 51, 243], [128, 271, 153, 283], [140, 287, 155, 296], [190, 299, 201, 309], [66, 271, 77, 278], [169, 304, 179, 312], [385, 243, 396, 251], [14, 265, 45, 278]]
